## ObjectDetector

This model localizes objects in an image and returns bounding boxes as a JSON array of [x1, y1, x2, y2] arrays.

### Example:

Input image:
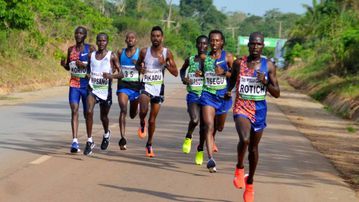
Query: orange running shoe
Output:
[[137, 121, 147, 139], [243, 174, 254, 202], [145, 145, 155, 157], [213, 142, 218, 152], [233, 167, 245, 189]]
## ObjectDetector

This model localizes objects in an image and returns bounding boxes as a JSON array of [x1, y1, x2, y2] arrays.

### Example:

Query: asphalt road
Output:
[[0, 76, 357, 202]]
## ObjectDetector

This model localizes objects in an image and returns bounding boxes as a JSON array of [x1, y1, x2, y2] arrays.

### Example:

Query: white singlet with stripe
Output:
[[142, 47, 167, 96], [89, 51, 112, 100]]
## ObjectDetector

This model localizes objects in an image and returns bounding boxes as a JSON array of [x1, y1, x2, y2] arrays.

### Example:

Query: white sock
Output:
[[104, 130, 110, 138], [87, 137, 93, 143], [72, 138, 78, 143]]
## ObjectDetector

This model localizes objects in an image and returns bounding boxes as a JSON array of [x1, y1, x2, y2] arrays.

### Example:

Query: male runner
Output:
[[199, 30, 233, 171], [136, 26, 178, 157], [116, 32, 140, 150], [84, 33, 122, 155], [60, 26, 95, 153], [228, 32, 280, 202], [180, 35, 208, 156]]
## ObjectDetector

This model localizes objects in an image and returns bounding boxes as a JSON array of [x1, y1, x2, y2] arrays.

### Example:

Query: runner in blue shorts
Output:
[[199, 30, 233, 172], [227, 32, 280, 202], [180, 35, 208, 161], [116, 32, 141, 150], [60, 26, 95, 153]]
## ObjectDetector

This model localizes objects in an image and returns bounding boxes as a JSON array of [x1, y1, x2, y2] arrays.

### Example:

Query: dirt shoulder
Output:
[[276, 73, 359, 193]]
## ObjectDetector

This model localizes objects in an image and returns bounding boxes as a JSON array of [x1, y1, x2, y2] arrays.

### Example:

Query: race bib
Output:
[[238, 76, 266, 101], [122, 65, 139, 82], [188, 73, 203, 87], [143, 69, 163, 85], [90, 72, 109, 90], [204, 72, 227, 88], [70, 61, 87, 78]]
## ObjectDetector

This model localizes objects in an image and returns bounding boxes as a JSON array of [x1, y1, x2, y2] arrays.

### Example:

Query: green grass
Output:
[[0, 96, 20, 101], [347, 126, 357, 133]]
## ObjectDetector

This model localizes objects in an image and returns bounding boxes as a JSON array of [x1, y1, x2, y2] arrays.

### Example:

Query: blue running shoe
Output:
[[207, 158, 217, 173], [70, 142, 80, 153]]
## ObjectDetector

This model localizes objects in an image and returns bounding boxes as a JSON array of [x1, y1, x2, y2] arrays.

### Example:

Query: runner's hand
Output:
[[138, 62, 146, 74], [256, 70, 268, 85], [195, 70, 203, 77], [182, 77, 190, 85], [158, 53, 166, 65], [60, 58, 66, 67], [224, 91, 232, 100], [103, 72, 112, 79], [76, 60, 86, 68]]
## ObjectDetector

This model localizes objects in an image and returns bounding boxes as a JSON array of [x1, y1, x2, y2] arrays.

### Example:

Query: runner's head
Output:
[[248, 32, 264, 57], [196, 35, 208, 55], [96, 33, 109, 51], [125, 32, 137, 48], [74, 26, 87, 44], [209, 30, 225, 51], [150, 26, 164, 48]]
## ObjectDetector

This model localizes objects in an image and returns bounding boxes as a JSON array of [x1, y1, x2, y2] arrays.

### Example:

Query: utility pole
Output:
[[226, 26, 239, 39], [278, 21, 282, 38], [161, 0, 176, 29]]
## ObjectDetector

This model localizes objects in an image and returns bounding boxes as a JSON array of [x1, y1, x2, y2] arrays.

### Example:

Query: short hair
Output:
[[196, 35, 208, 44], [151, 26, 163, 35], [249, 32, 264, 43], [75, 26, 87, 36], [97, 32, 109, 41], [208, 30, 225, 45], [126, 31, 137, 38]]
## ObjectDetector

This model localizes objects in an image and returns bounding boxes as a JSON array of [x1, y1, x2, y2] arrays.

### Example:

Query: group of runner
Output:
[[61, 25, 280, 202]]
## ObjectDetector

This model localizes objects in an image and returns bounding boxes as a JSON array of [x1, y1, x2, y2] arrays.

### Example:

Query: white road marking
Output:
[[30, 155, 51, 165]]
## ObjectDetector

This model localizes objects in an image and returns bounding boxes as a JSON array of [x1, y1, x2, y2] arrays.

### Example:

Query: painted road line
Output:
[[30, 155, 51, 165]]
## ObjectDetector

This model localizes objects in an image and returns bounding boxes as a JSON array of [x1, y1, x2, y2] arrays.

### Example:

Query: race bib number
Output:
[[122, 65, 139, 81], [90, 72, 108, 90], [204, 72, 227, 87], [70, 61, 87, 78], [143, 69, 163, 85], [188, 73, 203, 87], [238, 76, 266, 101]]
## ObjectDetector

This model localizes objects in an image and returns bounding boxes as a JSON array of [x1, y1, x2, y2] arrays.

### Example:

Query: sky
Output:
[[172, 0, 313, 16]]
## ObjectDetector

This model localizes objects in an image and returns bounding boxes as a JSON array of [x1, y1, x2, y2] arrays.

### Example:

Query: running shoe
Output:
[[195, 150, 204, 165], [118, 137, 127, 150], [137, 121, 147, 139], [243, 175, 254, 202], [70, 141, 80, 153], [84, 141, 95, 155], [145, 145, 155, 157], [100, 130, 111, 150], [213, 142, 219, 153], [206, 158, 217, 173], [233, 167, 245, 189], [182, 138, 192, 154]]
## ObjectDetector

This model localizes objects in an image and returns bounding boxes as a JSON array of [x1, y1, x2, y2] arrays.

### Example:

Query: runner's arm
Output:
[[60, 47, 71, 71], [105, 52, 123, 79], [225, 52, 234, 78], [135, 48, 147, 74], [180, 58, 190, 85], [266, 60, 280, 98], [166, 49, 178, 77], [227, 58, 240, 92]]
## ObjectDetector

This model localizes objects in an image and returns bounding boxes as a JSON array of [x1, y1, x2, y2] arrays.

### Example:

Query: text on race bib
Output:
[[188, 73, 203, 87], [143, 69, 163, 84], [204, 72, 227, 87], [70, 61, 87, 78], [238, 76, 266, 100], [122, 65, 139, 81], [90, 72, 108, 89]]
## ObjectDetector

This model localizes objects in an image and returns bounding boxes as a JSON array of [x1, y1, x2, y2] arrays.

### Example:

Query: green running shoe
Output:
[[182, 138, 192, 154], [195, 151, 204, 165]]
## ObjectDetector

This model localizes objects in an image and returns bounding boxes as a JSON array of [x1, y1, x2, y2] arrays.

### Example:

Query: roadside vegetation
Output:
[[284, 0, 359, 120]]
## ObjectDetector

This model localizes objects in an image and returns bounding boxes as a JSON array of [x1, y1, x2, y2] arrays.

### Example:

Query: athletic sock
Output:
[[72, 138, 78, 143], [87, 137, 93, 143], [185, 134, 193, 139], [104, 131, 110, 138]]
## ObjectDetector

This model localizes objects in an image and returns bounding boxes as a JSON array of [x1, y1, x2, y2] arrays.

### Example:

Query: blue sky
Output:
[[172, 0, 313, 16]]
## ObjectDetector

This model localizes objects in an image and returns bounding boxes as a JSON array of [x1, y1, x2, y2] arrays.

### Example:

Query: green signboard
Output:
[[238, 36, 286, 48]]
